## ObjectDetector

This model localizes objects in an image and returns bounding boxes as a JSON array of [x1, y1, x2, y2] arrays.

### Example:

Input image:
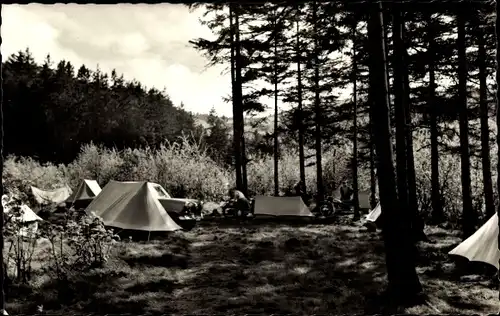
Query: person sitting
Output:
[[339, 181, 353, 202], [339, 181, 354, 211], [226, 187, 251, 217]]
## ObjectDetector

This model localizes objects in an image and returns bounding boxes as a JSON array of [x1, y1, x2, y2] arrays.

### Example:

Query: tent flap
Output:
[[365, 203, 381, 223], [448, 213, 500, 270]]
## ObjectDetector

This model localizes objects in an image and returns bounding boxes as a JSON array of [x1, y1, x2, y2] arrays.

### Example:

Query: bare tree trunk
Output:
[[383, 14, 392, 112], [478, 25, 495, 219], [457, 9, 476, 238], [273, 9, 280, 196], [229, 4, 243, 191], [392, 3, 409, 219], [368, 1, 422, 305], [402, 39, 421, 240], [427, 15, 443, 224], [296, 5, 306, 189], [312, 1, 324, 203], [352, 21, 360, 219], [234, 6, 248, 196]]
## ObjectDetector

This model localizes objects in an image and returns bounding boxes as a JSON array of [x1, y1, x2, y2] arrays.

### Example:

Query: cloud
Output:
[[2, 4, 233, 116]]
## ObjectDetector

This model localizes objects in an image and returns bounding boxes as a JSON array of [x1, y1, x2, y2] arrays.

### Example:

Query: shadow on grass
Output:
[[7, 269, 144, 314], [406, 225, 500, 314], [175, 222, 388, 314], [124, 252, 190, 269], [6, 215, 499, 315]]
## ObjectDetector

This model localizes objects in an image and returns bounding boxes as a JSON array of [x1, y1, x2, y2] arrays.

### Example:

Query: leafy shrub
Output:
[[39, 212, 119, 282], [3, 197, 41, 283], [3, 156, 67, 200], [67, 143, 123, 188], [66, 213, 120, 269]]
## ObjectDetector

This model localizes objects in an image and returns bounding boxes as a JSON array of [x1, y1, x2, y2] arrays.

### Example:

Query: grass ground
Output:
[[5, 214, 499, 315]]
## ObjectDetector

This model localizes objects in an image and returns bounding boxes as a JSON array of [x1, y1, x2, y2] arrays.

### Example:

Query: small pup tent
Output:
[[84, 180, 182, 232], [253, 195, 314, 217], [2, 195, 43, 238], [66, 179, 102, 207], [365, 202, 381, 223], [448, 213, 500, 270], [31, 185, 72, 205]]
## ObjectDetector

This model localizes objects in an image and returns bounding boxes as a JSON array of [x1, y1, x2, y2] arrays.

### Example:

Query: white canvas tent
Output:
[[2, 196, 43, 238], [31, 185, 72, 205], [448, 213, 500, 270], [84, 180, 182, 232], [66, 179, 102, 205], [253, 195, 314, 217]]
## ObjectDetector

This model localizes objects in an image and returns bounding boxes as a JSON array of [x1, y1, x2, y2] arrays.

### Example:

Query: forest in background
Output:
[[4, 1, 497, 217], [2, 0, 500, 309]]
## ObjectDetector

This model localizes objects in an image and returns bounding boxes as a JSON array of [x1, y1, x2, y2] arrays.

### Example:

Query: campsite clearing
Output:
[[4, 214, 499, 315]]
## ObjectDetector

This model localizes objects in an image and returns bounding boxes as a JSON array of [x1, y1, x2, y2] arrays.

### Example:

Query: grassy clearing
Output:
[[5, 214, 498, 315]]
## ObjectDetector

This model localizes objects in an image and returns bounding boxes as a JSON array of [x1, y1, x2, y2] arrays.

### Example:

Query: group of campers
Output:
[[224, 179, 359, 217]]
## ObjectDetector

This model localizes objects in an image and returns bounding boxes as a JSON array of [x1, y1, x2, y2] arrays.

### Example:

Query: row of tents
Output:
[[21, 181, 377, 234], [29, 180, 196, 232], [30, 179, 101, 207], [6, 180, 320, 237], [26, 180, 372, 233], [11, 179, 500, 271], [2, 179, 104, 238]]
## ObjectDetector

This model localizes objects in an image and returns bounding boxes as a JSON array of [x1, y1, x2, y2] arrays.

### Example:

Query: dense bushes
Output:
[[3, 139, 353, 202], [2, 135, 494, 224], [3, 197, 118, 287]]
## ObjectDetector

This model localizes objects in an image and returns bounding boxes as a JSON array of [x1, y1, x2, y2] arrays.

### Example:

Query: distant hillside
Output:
[[194, 113, 275, 135]]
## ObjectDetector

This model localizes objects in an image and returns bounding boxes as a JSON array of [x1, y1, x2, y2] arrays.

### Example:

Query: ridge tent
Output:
[[448, 213, 500, 270], [31, 185, 72, 205], [84, 180, 182, 232], [3, 196, 43, 238], [253, 195, 314, 217], [66, 179, 102, 208]]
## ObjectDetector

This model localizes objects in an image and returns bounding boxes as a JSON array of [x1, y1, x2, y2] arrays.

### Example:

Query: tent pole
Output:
[[147, 231, 151, 242]]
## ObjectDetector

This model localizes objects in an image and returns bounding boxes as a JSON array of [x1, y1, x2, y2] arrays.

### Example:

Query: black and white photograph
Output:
[[1, 1, 500, 314]]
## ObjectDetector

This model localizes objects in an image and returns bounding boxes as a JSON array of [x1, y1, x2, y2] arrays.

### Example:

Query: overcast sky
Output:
[[2, 4, 239, 116]]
